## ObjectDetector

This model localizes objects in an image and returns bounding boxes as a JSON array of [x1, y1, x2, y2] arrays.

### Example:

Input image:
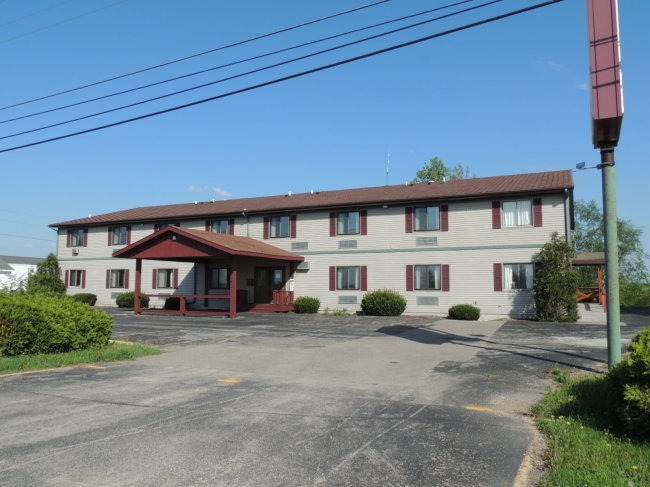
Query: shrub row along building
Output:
[[50, 170, 574, 318]]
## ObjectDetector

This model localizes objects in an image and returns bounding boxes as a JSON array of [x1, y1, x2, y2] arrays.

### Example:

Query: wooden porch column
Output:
[[229, 258, 238, 319], [134, 258, 142, 314], [598, 265, 607, 312]]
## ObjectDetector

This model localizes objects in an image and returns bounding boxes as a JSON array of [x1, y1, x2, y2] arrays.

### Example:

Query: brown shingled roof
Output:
[[50, 170, 574, 228]]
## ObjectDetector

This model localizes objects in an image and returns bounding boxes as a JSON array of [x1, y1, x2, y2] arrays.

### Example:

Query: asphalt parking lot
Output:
[[1, 309, 648, 487]]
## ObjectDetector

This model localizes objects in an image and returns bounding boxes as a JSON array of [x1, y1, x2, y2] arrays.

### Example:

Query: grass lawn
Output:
[[532, 369, 650, 486], [0, 342, 162, 375]]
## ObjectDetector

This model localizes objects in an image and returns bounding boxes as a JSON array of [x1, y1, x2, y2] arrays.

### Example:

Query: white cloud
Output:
[[212, 187, 231, 197], [578, 82, 589, 90], [537, 60, 563, 72], [188, 185, 207, 192]]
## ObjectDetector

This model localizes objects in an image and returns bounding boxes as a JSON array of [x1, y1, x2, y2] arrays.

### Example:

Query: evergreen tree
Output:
[[26, 253, 66, 296], [534, 233, 579, 322]]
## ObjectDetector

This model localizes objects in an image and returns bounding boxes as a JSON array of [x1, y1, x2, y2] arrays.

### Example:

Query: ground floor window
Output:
[[415, 265, 441, 290], [504, 263, 534, 289], [108, 269, 128, 289], [337, 266, 360, 290], [210, 268, 229, 289], [68, 270, 84, 287]]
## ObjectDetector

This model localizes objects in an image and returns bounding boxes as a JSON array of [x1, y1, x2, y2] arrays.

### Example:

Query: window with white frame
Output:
[[337, 266, 360, 290], [415, 265, 441, 290], [270, 216, 290, 238], [111, 226, 129, 245], [69, 228, 85, 247], [211, 220, 229, 234], [414, 206, 440, 231], [502, 200, 532, 227], [157, 269, 175, 289], [504, 263, 534, 289], [210, 268, 229, 289], [68, 270, 84, 287], [109, 269, 126, 288], [337, 211, 360, 235]]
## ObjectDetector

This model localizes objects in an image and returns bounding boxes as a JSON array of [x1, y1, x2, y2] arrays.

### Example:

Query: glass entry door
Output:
[[254, 267, 285, 303]]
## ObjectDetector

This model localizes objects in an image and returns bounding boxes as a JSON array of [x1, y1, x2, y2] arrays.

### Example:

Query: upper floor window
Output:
[[109, 225, 130, 246], [414, 206, 440, 231], [211, 220, 229, 234], [504, 263, 534, 289], [415, 265, 441, 290], [154, 222, 180, 231], [337, 211, 360, 235], [502, 200, 532, 227], [67, 228, 87, 247], [270, 216, 290, 238]]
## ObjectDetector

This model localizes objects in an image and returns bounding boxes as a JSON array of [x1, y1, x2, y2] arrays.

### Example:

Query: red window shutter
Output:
[[81, 270, 86, 289], [442, 264, 450, 292], [205, 220, 211, 231], [229, 219, 235, 235], [126, 226, 131, 245], [290, 214, 297, 238], [83, 228, 88, 247], [65, 270, 69, 287], [361, 266, 368, 291], [108, 227, 113, 246], [329, 266, 336, 291], [405, 207, 413, 233], [67, 229, 71, 247], [493, 263, 503, 291], [152, 269, 158, 289], [329, 213, 336, 236], [533, 198, 543, 227], [263, 217, 270, 239], [492, 201, 501, 229], [406, 265, 414, 291], [360, 210, 367, 235], [173, 269, 179, 289], [106, 270, 111, 289], [125, 269, 130, 289], [441, 205, 449, 232]]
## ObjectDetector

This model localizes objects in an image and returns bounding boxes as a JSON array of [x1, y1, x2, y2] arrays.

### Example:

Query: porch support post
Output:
[[134, 258, 142, 314], [229, 258, 238, 319]]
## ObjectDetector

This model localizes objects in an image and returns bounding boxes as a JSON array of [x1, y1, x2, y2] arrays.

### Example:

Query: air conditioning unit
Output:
[[72, 248, 79, 256]]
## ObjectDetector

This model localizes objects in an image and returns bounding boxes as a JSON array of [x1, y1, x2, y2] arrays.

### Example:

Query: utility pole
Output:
[[587, 0, 624, 368]]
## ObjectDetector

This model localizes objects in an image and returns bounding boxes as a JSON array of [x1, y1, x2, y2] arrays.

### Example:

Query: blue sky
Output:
[[1, 0, 648, 261]]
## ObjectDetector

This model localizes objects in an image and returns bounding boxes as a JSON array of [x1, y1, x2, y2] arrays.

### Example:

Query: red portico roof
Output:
[[113, 226, 304, 262]]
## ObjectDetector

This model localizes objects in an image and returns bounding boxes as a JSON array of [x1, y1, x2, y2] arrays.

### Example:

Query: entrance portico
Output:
[[113, 226, 304, 318]]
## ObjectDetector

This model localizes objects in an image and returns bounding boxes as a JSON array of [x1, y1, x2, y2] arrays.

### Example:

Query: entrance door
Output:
[[254, 267, 285, 304]]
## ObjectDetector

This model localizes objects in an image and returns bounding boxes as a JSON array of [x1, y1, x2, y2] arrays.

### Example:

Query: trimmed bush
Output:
[[0, 294, 113, 356], [293, 296, 320, 314], [70, 293, 97, 306], [115, 292, 149, 309], [448, 304, 480, 321], [608, 327, 650, 440], [361, 289, 406, 316]]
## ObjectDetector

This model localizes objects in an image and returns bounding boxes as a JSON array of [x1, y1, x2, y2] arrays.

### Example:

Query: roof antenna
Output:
[[385, 151, 391, 186]]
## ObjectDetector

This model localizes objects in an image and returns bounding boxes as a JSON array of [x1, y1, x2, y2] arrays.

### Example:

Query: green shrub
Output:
[[0, 294, 113, 356], [164, 297, 180, 310], [293, 296, 320, 314], [448, 304, 481, 321], [115, 292, 149, 309], [361, 289, 406, 316], [70, 293, 97, 306], [608, 327, 650, 440]]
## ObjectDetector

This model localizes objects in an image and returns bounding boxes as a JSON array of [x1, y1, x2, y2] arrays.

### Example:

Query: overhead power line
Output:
[[0, 0, 565, 154], [0, 0, 480, 125], [0, 0, 391, 111], [0, 0, 505, 141]]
